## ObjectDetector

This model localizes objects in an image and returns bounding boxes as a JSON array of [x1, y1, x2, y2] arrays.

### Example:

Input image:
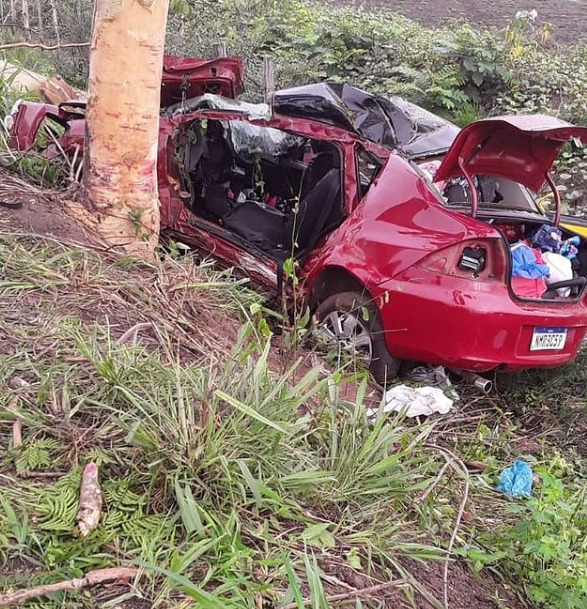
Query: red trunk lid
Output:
[[434, 114, 587, 192], [161, 55, 245, 106]]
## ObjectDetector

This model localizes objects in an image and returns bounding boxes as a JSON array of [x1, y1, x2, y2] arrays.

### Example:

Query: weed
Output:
[[0, 234, 443, 608]]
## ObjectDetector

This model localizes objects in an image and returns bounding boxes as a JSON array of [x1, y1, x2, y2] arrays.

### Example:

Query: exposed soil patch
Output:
[[315, 0, 587, 45], [0, 170, 98, 247]]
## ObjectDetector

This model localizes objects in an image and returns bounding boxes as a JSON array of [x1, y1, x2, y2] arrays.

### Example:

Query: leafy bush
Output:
[[487, 459, 587, 609]]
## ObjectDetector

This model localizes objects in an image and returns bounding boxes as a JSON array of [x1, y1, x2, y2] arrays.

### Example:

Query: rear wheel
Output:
[[315, 291, 400, 384]]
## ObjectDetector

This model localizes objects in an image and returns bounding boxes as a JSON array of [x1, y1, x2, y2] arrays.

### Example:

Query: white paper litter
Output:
[[379, 384, 454, 418]]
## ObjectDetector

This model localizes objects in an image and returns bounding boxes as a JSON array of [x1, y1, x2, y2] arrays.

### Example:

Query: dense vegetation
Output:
[[4, 0, 587, 212], [1, 2, 587, 608]]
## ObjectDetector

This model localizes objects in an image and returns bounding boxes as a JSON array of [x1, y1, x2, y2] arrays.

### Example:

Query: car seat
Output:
[[289, 168, 342, 254], [300, 151, 339, 201]]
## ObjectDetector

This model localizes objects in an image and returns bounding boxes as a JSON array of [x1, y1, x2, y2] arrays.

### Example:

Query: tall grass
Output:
[[0, 235, 443, 608]]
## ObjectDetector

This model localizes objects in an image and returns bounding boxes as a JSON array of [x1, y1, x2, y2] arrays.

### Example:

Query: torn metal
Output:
[[274, 82, 460, 158]]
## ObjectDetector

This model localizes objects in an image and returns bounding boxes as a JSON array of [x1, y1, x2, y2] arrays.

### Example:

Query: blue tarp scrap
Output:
[[496, 459, 534, 497]]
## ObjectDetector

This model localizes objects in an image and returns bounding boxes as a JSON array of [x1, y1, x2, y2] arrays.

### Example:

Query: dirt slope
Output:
[[316, 0, 587, 44]]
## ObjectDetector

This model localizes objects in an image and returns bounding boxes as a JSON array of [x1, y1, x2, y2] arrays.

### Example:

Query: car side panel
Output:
[[301, 154, 497, 289]]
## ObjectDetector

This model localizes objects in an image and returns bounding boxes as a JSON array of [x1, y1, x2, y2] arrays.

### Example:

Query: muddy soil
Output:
[[315, 0, 587, 45]]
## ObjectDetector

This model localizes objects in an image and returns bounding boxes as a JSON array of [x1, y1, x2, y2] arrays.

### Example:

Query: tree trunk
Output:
[[48, 0, 59, 44], [84, 0, 169, 258], [35, 0, 43, 37], [9, 0, 15, 33], [21, 0, 30, 39]]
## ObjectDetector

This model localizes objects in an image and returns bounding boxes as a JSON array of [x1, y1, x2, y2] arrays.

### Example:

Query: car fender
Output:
[[302, 154, 500, 298], [8, 101, 62, 151]]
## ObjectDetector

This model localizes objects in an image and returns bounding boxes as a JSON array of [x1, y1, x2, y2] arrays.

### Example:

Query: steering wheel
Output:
[[541, 276, 587, 299]]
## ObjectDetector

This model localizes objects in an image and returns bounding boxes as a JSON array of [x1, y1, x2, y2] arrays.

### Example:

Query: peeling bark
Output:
[[85, 0, 169, 258], [76, 461, 102, 536]]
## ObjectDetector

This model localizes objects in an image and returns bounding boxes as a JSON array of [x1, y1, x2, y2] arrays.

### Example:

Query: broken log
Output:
[[0, 567, 138, 606], [75, 461, 102, 536], [0, 59, 85, 104]]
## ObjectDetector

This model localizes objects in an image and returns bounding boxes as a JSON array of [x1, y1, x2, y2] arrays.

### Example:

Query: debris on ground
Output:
[[380, 384, 455, 418], [0, 567, 137, 607], [497, 459, 534, 497], [407, 365, 459, 400], [76, 462, 102, 537]]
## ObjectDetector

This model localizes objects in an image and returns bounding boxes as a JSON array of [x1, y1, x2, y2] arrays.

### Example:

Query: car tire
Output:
[[315, 291, 400, 384]]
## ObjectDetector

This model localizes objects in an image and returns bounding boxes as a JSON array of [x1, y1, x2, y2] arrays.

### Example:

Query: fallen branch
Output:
[[76, 462, 102, 537], [8, 377, 28, 455], [11, 416, 22, 448], [424, 443, 470, 609], [280, 579, 406, 609], [0, 41, 89, 51], [0, 567, 137, 606], [117, 322, 152, 345]]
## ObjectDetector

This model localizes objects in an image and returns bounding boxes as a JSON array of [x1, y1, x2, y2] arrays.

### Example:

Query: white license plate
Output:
[[530, 327, 568, 351]]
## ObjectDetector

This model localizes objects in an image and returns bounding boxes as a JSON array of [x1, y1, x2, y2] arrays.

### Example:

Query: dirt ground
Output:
[[0, 185, 533, 609], [316, 0, 587, 45]]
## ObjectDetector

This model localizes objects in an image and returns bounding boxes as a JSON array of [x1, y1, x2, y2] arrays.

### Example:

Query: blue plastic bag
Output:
[[497, 460, 533, 497]]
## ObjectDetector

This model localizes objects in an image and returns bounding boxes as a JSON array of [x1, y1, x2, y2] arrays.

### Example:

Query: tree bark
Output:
[[48, 0, 59, 44], [9, 0, 15, 33], [20, 0, 30, 39], [84, 0, 169, 258], [35, 0, 42, 37]]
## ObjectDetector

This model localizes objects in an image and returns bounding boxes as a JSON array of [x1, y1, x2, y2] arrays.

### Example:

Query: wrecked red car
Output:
[[8, 56, 587, 383]]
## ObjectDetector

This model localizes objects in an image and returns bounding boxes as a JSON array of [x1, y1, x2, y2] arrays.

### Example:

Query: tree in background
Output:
[[84, 0, 169, 257]]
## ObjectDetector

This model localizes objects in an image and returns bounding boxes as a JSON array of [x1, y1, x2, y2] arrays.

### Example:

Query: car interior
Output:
[[174, 118, 345, 259], [442, 175, 587, 300]]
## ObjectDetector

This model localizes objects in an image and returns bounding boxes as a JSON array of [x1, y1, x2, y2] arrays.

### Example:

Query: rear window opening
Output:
[[173, 118, 344, 259]]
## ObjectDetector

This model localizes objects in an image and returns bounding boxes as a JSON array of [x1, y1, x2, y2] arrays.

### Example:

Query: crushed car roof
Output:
[[273, 83, 460, 158]]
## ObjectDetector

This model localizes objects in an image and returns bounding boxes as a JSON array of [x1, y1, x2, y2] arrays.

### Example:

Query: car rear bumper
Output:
[[375, 270, 587, 372]]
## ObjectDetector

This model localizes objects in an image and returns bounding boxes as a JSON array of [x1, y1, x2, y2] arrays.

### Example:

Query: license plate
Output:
[[530, 327, 568, 351]]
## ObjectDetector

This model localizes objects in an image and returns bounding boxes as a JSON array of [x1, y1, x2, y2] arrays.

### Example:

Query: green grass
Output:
[[1, 231, 587, 609], [0, 234, 447, 608]]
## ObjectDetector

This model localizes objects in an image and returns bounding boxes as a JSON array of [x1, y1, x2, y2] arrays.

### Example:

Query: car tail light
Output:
[[418, 238, 507, 282]]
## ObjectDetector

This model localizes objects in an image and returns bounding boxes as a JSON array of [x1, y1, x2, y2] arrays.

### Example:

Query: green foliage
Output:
[[161, 0, 587, 123], [485, 460, 587, 609], [0, 234, 442, 608]]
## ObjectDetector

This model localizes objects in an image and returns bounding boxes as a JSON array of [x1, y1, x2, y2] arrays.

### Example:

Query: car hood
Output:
[[434, 115, 587, 192], [273, 83, 460, 158], [161, 55, 245, 106]]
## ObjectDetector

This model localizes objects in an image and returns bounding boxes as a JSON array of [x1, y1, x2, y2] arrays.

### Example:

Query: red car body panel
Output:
[[161, 55, 244, 106], [375, 269, 587, 371], [435, 115, 587, 192], [9, 100, 85, 154], [8, 79, 587, 374]]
